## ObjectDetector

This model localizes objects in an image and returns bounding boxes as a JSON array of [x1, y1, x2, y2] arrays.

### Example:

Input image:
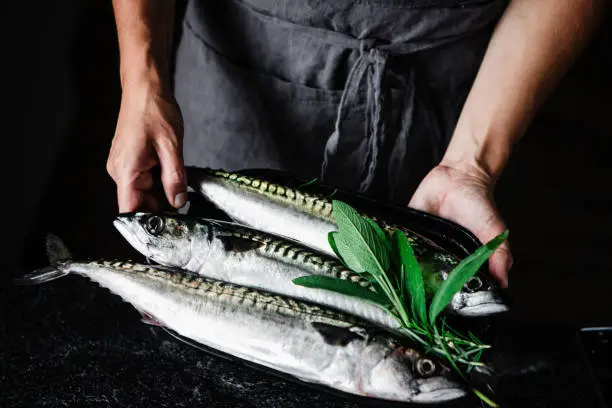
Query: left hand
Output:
[[408, 163, 512, 288]]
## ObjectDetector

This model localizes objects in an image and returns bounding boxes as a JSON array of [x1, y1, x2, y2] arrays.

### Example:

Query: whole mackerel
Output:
[[114, 212, 399, 330], [186, 167, 508, 317], [17, 235, 466, 404]]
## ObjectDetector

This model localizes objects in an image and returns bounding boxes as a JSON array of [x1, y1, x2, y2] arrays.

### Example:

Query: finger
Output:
[[472, 212, 512, 288], [155, 137, 187, 209], [117, 184, 146, 213], [116, 170, 154, 211], [141, 192, 161, 212], [117, 184, 161, 213], [131, 170, 154, 191], [488, 241, 512, 288]]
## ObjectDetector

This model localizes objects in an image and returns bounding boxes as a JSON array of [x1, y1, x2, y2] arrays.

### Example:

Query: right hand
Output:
[[107, 79, 187, 213], [409, 163, 512, 288]]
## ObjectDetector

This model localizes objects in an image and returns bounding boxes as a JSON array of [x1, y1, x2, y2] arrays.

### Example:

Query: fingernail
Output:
[[174, 192, 187, 208]]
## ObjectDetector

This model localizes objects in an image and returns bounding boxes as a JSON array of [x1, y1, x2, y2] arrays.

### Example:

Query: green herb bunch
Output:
[[294, 200, 508, 407]]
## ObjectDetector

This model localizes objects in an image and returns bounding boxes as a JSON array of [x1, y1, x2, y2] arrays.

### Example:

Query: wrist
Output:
[[440, 129, 512, 185], [119, 50, 171, 95], [120, 69, 174, 110]]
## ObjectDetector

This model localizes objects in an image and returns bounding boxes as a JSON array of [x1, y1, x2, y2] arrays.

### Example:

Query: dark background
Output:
[[1, 1, 611, 407]]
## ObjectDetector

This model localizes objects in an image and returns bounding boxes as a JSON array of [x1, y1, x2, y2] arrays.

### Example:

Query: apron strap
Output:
[[321, 40, 390, 193]]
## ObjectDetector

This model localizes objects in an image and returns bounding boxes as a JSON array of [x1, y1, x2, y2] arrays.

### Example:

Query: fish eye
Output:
[[416, 358, 436, 377], [144, 215, 165, 235], [465, 276, 483, 292]]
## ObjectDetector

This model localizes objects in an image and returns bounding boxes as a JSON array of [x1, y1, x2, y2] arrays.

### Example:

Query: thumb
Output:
[[487, 239, 512, 289], [473, 212, 512, 289], [155, 139, 187, 209]]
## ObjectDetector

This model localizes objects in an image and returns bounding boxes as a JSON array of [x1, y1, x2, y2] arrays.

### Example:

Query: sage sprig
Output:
[[293, 200, 508, 407]]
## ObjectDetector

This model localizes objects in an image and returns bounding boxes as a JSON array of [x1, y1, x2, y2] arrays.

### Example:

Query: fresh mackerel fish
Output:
[[18, 236, 466, 404], [186, 167, 508, 317], [114, 212, 399, 331]]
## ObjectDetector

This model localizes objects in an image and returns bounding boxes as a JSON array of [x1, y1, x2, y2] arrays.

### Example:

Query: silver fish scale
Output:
[[101, 259, 366, 327]]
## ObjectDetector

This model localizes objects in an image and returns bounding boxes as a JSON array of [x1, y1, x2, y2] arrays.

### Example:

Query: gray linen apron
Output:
[[173, 0, 509, 205]]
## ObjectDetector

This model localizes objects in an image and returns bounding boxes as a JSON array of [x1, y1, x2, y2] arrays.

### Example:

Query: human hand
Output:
[[107, 79, 187, 213], [408, 162, 512, 288]]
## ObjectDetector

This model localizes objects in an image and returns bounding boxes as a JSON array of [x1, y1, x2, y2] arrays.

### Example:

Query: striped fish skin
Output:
[[113, 212, 400, 331], [25, 258, 466, 403], [186, 167, 508, 317]]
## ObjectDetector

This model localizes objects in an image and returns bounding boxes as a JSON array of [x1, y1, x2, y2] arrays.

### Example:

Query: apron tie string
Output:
[[321, 39, 389, 193]]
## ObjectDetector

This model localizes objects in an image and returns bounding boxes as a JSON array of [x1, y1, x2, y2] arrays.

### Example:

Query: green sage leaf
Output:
[[399, 258, 407, 305], [331, 200, 390, 276], [292, 276, 390, 307], [365, 218, 391, 251], [327, 232, 346, 266], [428, 230, 509, 324], [393, 230, 427, 325]]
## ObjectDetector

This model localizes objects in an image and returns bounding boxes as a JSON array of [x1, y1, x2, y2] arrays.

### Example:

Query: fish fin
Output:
[[13, 264, 70, 286], [311, 322, 365, 346], [217, 235, 262, 253], [45, 233, 72, 263], [13, 234, 72, 286], [160, 327, 211, 354], [139, 310, 164, 327]]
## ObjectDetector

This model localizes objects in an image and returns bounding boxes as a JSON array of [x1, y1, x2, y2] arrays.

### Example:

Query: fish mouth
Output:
[[113, 217, 151, 258], [453, 290, 510, 317], [412, 377, 467, 403], [412, 387, 466, 403]]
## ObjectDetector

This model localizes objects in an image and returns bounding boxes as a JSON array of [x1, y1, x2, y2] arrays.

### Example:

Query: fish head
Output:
[[113, 212, 199, 267], [359, 339, 466, 403], [423, 254, 509, 317], [450, 271, 509, 317]]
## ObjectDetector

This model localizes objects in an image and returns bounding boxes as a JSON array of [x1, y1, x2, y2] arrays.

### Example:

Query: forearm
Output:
[[442, 0, 605, 182], [112, 0, 176, 91]]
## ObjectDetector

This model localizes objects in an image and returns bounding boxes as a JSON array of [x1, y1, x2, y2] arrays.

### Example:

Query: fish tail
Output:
[[13, 265, 70, 285], [13, 234, 72, 286]]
